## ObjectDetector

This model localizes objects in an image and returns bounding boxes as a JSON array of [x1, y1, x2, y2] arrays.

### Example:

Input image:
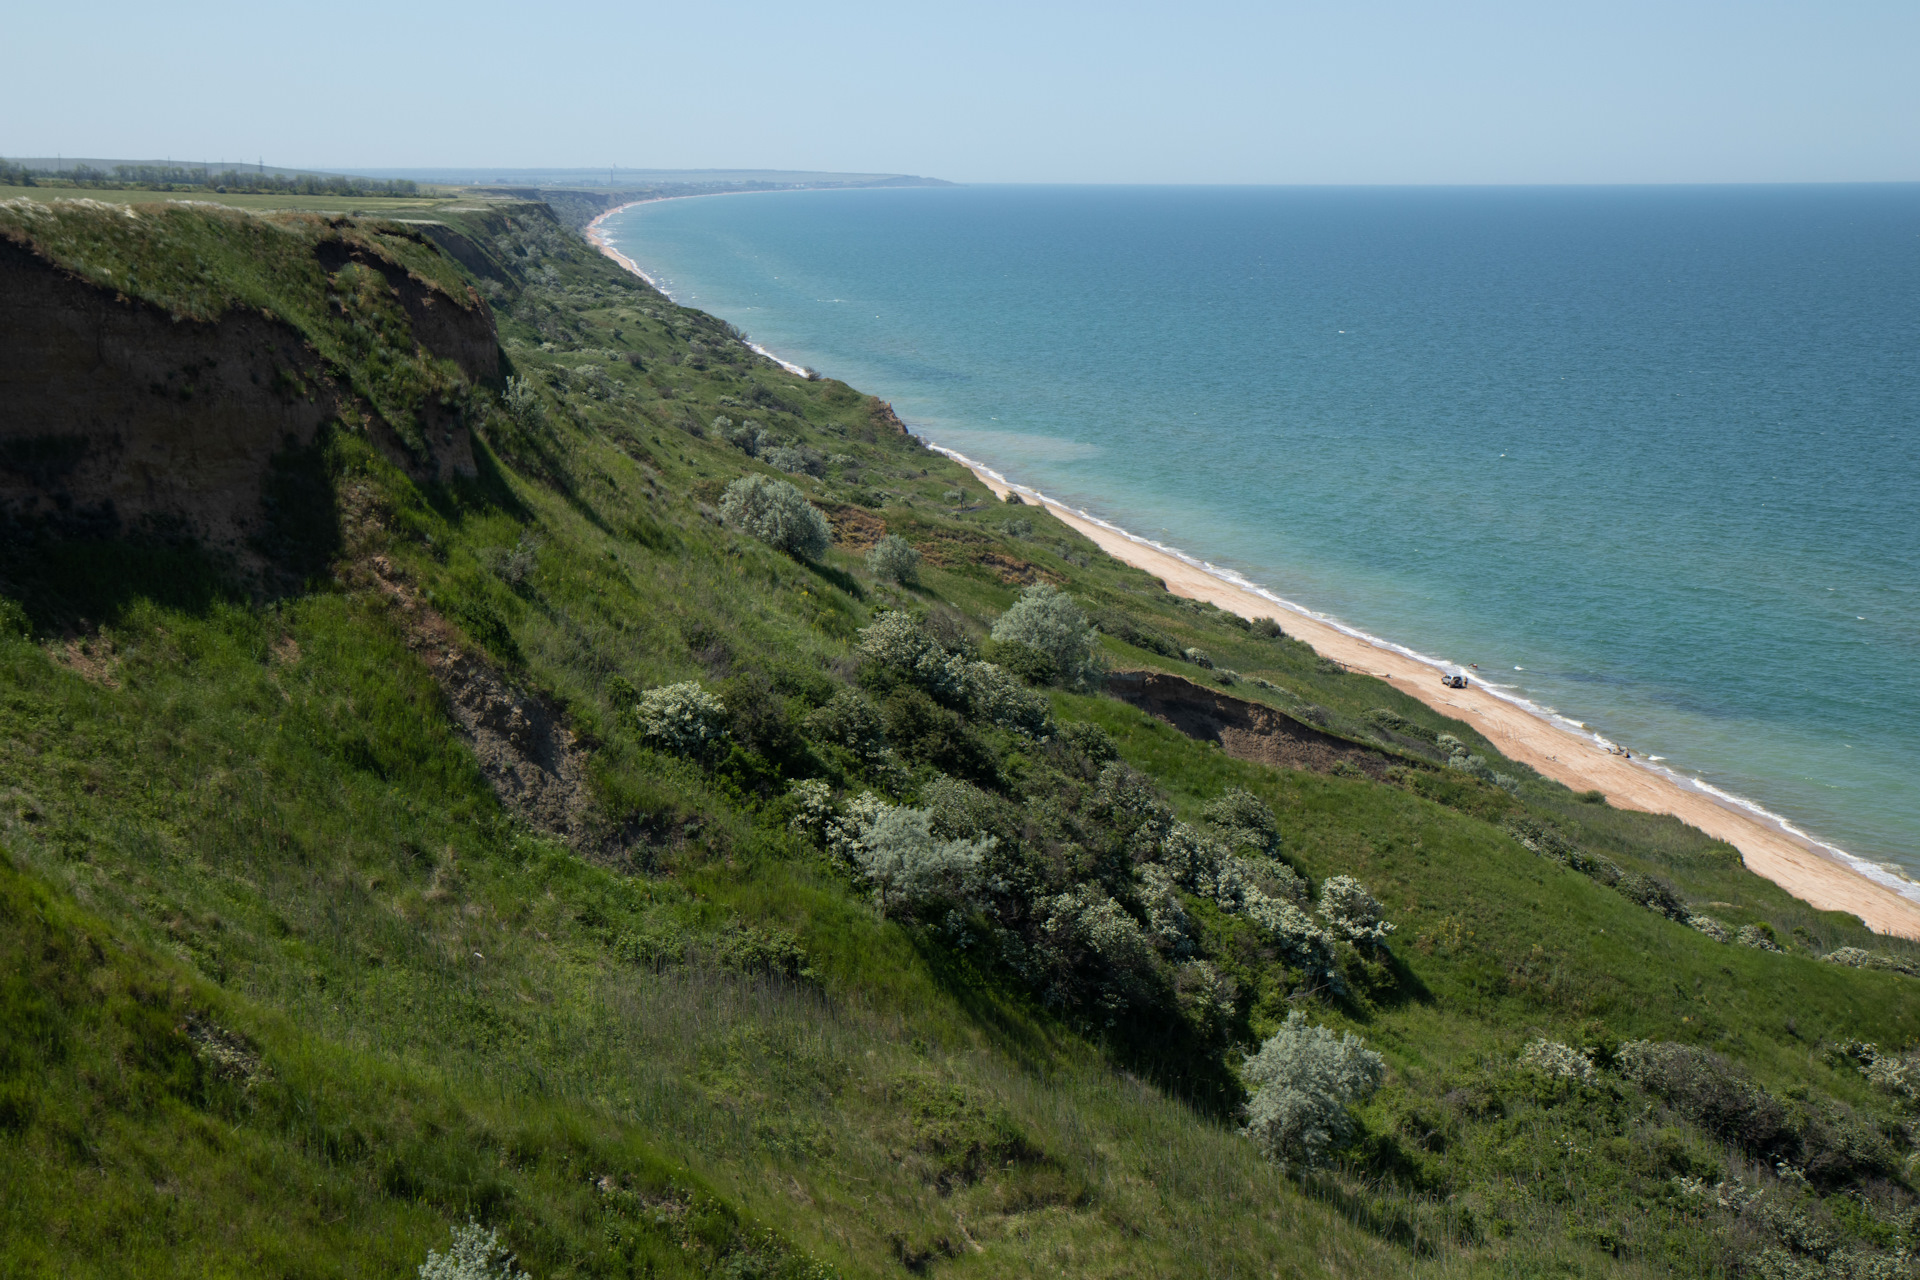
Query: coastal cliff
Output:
[[2, 191, 1918, 1278]]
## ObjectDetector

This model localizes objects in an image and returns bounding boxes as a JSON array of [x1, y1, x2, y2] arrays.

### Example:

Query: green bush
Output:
[[635, 681, 728, 757], [990, 584, 1100, 688], [1242, 1013, 1384, 1171], [864, 534, 921, 585], [720, 474, 831, 560]]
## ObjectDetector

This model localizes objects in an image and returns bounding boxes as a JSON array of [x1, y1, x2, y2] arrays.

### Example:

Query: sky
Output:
[[7, 0, 1917, 185]]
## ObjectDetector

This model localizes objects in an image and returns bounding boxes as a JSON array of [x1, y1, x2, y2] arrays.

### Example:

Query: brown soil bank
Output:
[[0, 217, 486, 551], [1106, 668, 1397, 779]]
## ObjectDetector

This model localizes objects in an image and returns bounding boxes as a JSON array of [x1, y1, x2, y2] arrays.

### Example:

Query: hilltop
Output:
[[1, 190, 1918, 1278]]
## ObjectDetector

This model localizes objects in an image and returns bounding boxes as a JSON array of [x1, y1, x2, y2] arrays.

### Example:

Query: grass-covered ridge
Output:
[[2, 193, 1919, 1278]]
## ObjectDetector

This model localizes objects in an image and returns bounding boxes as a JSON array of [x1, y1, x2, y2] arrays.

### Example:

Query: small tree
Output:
[[865, 534, 921, 585], [501, 376, 545, 429], [1242, 1012, 1384, 1170], [720, 474, 831, 560], [635, 681, 727, 756], [990, 584, 1100, 688]]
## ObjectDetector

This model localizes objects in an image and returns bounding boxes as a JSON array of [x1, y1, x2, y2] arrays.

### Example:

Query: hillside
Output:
[[2, 192, 1919, 1279]]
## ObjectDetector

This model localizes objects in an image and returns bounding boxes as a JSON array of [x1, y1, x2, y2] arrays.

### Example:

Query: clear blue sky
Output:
[[9, 0, 1916, 184]]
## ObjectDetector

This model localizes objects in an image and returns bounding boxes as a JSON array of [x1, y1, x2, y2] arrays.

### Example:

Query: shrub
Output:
[[1245, 891, 1339, 979], [1252, 617, 1285, 639], [1183, 647, 1213, 669], [1202, 788, 1282, 856], [1242, 1012, 1384, 1170], [958, 660, 1053, 738], [1138, 862, 1195, 955], [719, 474, 831, 559], [840, 798, 993, 916], [635, 681, 728, 756], [1040, 884, 1159, 983], [985, 638, 1055, 685], [1823, 947, 1920, 978], [418, 1221, 529, 1280], [1317, 876, 1394, 945], [1688, 914, 1731, 943], [865, 534, 921, 584], [857, 612, 968, 701], [804, 688, 888, 760], [1054, 720, 1118, 763], [990, 584, 1100, 688], [763, 443, 824, 477], [1617, 1040, 1792, 1154], [713, 415, 769, 456], [1518, 1039, 1597, 1084], [501, 376, 545, 429], [1737, 923, 1783, 952], [1174, 959, 1237, 1038]]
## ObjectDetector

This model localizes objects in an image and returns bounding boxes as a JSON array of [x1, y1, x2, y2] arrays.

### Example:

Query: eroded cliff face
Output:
[[0, 222, 492, 551]]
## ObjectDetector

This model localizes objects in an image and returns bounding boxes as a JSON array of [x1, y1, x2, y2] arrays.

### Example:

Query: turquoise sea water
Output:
[[603, 186, 1920, 883]]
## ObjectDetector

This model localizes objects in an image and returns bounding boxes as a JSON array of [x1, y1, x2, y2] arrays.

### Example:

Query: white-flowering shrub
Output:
[[1242, 1012, 1384, 1170], [960, 660, 1054, 737], [1138, 862, 1195, 955], [1823, 947, 1919, 977], [1202, 788, 1282, 856], [1736, 924, 1783, 953], [856, 612, 969, 700], [1174, 958, 1237, 1038], [855, 613, 1052, 737], [787, 778, 836, 839], [1159, 821, 1229, 892], [1518, 1039, 1597, 1084], [719, 474, 831, 560], [635, 681, 727, 756], [1183, 646, 1213, 669], [1041, 884, 1158, 976], [418, 1221, 530, 1280], [990, 584, 1101, 688], [1317, 876, 1394, 945], [1688, 915, 1731, 943], [1245, 891, 1339, 978], [865, 534, 921, 584], [501, 376, 545, 429], [848, 802, 993, 916]]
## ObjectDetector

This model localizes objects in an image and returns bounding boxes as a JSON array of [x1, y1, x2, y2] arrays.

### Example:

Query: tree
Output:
[[720, 474, 831, 560]]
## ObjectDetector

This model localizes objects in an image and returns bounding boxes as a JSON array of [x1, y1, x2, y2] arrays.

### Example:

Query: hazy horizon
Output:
[[6, 0, 1916, 186]]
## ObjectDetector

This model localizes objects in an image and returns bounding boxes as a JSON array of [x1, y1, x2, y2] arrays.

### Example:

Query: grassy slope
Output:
[[1, 193, 1917, 1279]]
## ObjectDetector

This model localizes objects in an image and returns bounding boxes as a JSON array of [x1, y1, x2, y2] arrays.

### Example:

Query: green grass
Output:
[[1, 196, 1917, 1277]]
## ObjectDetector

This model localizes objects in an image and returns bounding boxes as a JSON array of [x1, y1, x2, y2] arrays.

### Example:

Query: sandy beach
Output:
[[949, 461, 1920, 940]]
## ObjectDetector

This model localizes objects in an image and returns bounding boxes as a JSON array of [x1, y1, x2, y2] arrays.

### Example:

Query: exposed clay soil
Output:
[[359, 554, 644, 865], [1106, 669, 1396, 779]]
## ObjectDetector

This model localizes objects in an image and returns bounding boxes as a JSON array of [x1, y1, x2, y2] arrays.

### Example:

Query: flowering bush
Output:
[[1737, 924, 1783, 952], [635, 681, 727, 756], [501, 376, 545, 430], [1317, 876, 1394, 945], [1137, 862, 1195, 956], [719, 474, 831, 560], [855, 612, 1052, 737], [1823, 947, 1920, 977], [855, 805, 992, 916], [1183, 647, 1213, 669], [990, 584, 1101, 688], [1202, 787, 1282, 857], [1518, 1039, 1597, 1084], [1687, 914, 1731, 943], [418, 1221, 529, 1280], [1040, 884, 1158, 977], [865, 534, 921, 584], [1242, 1012, 1384, 1170]]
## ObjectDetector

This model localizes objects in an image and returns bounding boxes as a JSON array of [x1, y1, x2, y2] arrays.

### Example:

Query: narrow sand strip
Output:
[[955, 465, 1920, 940]]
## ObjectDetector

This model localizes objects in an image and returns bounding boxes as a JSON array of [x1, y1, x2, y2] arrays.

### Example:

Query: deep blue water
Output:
[[604, 185, 1920, 879]]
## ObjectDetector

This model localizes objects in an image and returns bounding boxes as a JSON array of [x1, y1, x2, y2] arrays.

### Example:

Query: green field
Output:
[[2, 195, 1917, 1278], [0, 183, 467, 216]]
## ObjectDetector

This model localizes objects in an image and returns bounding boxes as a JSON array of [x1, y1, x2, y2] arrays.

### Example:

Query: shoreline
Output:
[[929, 445, 1920, 941], [585, 200, 814, 377], [578, 212, 1920, 941]]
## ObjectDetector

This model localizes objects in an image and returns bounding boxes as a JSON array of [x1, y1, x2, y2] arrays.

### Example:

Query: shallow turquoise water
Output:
[[604, 185, 1920, 879]]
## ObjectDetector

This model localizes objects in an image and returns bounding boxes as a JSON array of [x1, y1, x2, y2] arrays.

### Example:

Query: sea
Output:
[[600, 185, 1920, 886]]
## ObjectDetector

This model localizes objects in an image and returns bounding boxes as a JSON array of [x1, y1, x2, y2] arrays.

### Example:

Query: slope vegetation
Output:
[[1, 194, 1918, 1279]]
